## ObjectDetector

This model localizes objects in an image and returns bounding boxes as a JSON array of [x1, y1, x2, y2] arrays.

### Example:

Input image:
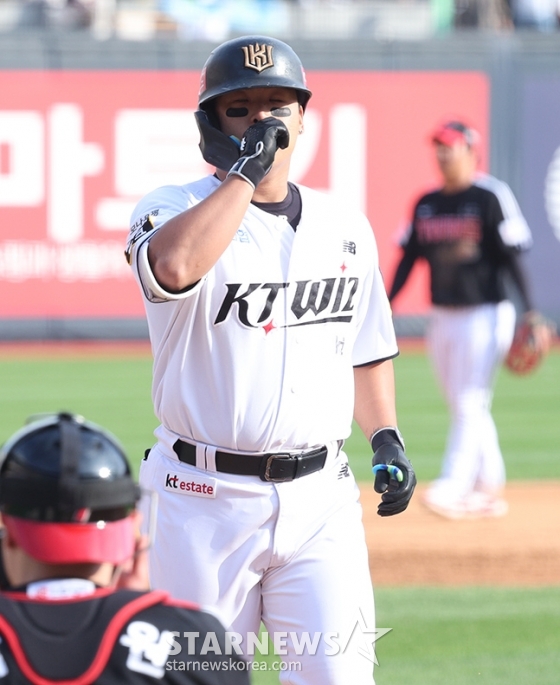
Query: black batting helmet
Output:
[[198, 35, 312, 111], [0, 412, 140, 565]]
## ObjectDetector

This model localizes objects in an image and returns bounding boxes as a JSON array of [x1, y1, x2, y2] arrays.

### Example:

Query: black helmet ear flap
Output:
[[194, 109, 240, 172]]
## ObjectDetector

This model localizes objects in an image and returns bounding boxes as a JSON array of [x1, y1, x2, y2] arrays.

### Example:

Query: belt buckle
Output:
[[263, 453, 296, 482]]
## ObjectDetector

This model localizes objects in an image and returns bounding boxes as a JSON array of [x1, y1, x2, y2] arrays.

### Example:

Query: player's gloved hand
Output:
[[371, 427, 416, 517], [227, 117, 289, 189]]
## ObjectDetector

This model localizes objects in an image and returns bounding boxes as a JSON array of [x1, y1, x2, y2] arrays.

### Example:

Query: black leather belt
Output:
[[173, 440, 328, 482]]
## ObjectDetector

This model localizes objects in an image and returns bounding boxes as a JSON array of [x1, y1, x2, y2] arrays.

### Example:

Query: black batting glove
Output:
[[227, 117, 289, 189], [371, 427, 416, 517]]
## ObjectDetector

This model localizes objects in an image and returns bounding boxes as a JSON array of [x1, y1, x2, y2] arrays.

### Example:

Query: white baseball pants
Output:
[[140, 441, 376, 684], [426, 300, 516, 498]]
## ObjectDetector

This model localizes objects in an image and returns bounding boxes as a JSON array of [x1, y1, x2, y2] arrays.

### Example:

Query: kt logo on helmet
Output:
[[242, 44, 274, 72]]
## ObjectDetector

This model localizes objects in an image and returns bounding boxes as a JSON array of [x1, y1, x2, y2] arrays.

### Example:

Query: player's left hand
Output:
[[227, 117, 289, 189], [504, 310, 556, 375], [371, 428, 416, 517]]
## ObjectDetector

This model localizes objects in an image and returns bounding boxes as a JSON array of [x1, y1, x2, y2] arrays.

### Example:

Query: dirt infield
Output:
[[362, 481, 560, 586]]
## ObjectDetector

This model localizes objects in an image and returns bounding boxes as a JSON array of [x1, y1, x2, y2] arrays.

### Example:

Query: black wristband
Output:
[[370, 427, 405, 453]]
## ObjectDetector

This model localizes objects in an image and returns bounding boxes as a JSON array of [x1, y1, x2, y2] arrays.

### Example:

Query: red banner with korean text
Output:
[[0, 71, 488, 318]]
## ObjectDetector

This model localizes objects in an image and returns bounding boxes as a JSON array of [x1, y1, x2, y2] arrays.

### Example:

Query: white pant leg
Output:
[[426, 302, 516, 499], [475, 300, 516, 493], [139, 446, 276, 635], [139, 444, 375, 684], [261, 450, 375, 685], [427, 306, 481, 497]]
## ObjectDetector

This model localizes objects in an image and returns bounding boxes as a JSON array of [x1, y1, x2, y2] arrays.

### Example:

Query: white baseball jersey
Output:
[[127, 175, 398, 455]]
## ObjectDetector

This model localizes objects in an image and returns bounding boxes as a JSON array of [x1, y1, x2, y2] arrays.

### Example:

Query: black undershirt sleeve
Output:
[[501, 248, 533, 313], [388, 248, 417, 302]]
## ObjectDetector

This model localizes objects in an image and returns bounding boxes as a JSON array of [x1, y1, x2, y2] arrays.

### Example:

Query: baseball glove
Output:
[[504, 311, 556, 375]]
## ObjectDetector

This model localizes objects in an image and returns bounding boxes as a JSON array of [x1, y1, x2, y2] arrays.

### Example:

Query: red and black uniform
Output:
[[389, 183, 532, 309], [387, 171, 534, 516], [0, 584, 249, 685]]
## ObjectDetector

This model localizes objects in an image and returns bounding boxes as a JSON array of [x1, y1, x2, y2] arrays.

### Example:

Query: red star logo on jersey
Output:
[[340, 262, 347, 273], [263, 320, 276, 335]]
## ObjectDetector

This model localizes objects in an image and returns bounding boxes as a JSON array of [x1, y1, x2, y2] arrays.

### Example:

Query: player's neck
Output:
[[441, 173, 473, 195], [251, 159, 291, 203], [252, 178, 289, 204], [440, 160, 476, 194]]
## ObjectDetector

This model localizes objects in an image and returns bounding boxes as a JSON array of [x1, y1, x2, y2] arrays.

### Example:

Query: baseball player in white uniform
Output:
[[388, 120, 534, 520], [126, 35, 416, 684]]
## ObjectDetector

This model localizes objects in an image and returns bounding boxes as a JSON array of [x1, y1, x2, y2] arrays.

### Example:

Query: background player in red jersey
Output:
[[0, 413, 249, 684], [388, 120, 550, 519]]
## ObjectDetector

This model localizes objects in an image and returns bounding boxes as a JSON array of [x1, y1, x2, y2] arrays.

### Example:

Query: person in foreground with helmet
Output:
[[388, 120, 551, 520], [0, 412, 250, 684], [126, 35, 416, 684]]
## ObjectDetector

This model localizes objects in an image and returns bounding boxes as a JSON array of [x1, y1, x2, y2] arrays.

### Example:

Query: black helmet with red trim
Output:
[[0, 413, 140, 565], [198, 35, 312, 111]]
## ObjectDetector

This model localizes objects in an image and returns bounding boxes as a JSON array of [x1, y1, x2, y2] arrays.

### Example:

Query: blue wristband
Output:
[[372, 463, 404, 482]]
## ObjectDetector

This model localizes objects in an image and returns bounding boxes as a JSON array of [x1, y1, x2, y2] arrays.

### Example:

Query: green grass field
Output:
[[0, 345, 558, 685], [347, 346, 560, 482], [250, 587, 560, 685], [1, 347, 558, 482], [373, 586, 560, 685]]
